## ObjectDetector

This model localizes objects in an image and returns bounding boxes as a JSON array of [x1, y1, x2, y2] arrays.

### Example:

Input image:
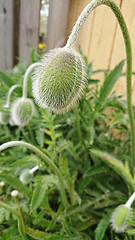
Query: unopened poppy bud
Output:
[[11, 190, 19, 197], [32, 47, 87, 114], [0, 181, 5, 188], [11, 98, 34, 126], [110, 192, 135, 233], [20, 165, 39, 184]]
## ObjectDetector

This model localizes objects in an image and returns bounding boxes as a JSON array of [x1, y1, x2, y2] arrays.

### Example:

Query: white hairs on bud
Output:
[[32, 47, 87, 114], [110, 204, 133, 233], [11, 98, 34, 126], [19, 169, 33, 184]]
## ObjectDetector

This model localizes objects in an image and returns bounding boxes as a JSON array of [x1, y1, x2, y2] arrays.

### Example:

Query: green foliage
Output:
[[0, 46, 135, 239]]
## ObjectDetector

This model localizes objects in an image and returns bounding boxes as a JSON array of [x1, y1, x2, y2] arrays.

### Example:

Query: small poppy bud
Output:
[[110, 192, 135, 233], [20, 169, 33, 184], [11, 190, 19, 197], [11, 98, 34, 126], [32, 47, 87, 114], [20, 165, 39, 184], [0, 181, 5, 188], [110, 204, 132, 233]]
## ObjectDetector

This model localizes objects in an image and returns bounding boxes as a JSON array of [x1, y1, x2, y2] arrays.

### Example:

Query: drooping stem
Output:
[[29, 165, 39, 174], [0, 141, 68, 209], [22, 62, 42, 100], [125, 192, 135, 208], [4, 84, 22, 108], [66, 0, 135, 165]]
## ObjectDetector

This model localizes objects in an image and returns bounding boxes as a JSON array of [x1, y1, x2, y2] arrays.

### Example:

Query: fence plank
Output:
[[19, 0, 41, 64], [46, 0, 70, 51], [0, 0, 14, 72], [66, 0, 135, 103], [109, 0, 135, 104]]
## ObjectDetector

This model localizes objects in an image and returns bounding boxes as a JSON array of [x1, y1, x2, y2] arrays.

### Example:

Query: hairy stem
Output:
[[22, 62, 42, 99], [4, 84, 21, 108], [0, 141, 68, 209], [66, 0, 135, 165]]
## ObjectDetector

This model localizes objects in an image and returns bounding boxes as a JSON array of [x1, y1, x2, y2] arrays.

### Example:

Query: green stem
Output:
[[0, 141, 68, 210], [66, 0, 135, 165], [0, 201, 27, 240], [22, 62, 41, 99], [74, 107, 82, 143], [4, 84, 21, 108]]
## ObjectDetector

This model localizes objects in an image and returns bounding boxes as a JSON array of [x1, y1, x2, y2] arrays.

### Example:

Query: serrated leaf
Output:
[[0, 173, 30, 198], [59, 152, 70, 181], [95, 213, 110, 240], [95, 60, 125, 111], [26, 227, 52, 240], [90, 149, 134, 192], [30, 175, 58, 212], [30, 178, 47, 213], [35, 128, 44, 147]]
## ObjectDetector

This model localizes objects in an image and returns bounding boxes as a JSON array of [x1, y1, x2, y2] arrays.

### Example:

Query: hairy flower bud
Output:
[[32, 47, 87, 114], [110, 204, 133, 233], [20, 169, 33, 184], [11, 98, 34, 126], [11, 190, 19, 197]]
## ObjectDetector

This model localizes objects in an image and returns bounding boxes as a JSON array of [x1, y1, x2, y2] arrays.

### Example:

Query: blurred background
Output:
[[0, 0, 135, 102]]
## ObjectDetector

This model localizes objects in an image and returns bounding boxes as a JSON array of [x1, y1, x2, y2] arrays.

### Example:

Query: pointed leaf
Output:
[[95, 213, 111, 240], [95, 60, 125, 110]]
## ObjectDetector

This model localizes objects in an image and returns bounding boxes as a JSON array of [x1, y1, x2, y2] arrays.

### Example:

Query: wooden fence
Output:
[[66, 0, 135, 103], [0, 0, 40, 72], [0, 0, 135, 103]]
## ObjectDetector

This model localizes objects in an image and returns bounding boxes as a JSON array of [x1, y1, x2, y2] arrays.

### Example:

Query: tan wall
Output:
[[66, 0, 135, 104]]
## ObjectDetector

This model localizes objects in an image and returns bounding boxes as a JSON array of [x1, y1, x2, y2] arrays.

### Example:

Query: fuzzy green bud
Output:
[[32, 47, 87, 114], [110, 204, 133, 233], [11, 98, 34, 126], [19, 169, 33, 185]]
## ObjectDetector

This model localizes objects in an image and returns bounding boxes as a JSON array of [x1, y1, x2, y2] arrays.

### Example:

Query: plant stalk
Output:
[[66, 0, 135, 165], [4, 84, 21, 108], [0, 141, 69, 210], [22, 62, 42, 99]]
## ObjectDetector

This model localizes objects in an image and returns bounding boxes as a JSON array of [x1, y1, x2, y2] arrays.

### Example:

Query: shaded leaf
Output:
[[95, 213, 111, 240]]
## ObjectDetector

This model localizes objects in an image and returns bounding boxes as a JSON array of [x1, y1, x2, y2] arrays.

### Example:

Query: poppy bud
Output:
[[32, 47, 87, 114], [11, 98, 34, 126]]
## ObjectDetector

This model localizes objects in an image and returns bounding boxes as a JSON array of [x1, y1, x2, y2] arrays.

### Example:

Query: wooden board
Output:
[[19, 0, 41, 64], [66, 0, 135, 103], [0, 0, 14, 72], [46, 0, 70, 51]]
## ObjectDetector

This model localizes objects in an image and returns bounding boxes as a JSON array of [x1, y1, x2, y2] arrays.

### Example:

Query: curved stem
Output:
[[125, 192, 135, 208], [0, 141, 68, 209], [66, 0, 135, 165], [22, 62, 42, 99], [4, 84, 22, 108]]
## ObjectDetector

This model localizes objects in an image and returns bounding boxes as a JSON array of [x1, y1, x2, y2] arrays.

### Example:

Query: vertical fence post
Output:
[[46, 0, 70, 51], [0, 0, 14, 72], [19, 0, 41, 64]]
